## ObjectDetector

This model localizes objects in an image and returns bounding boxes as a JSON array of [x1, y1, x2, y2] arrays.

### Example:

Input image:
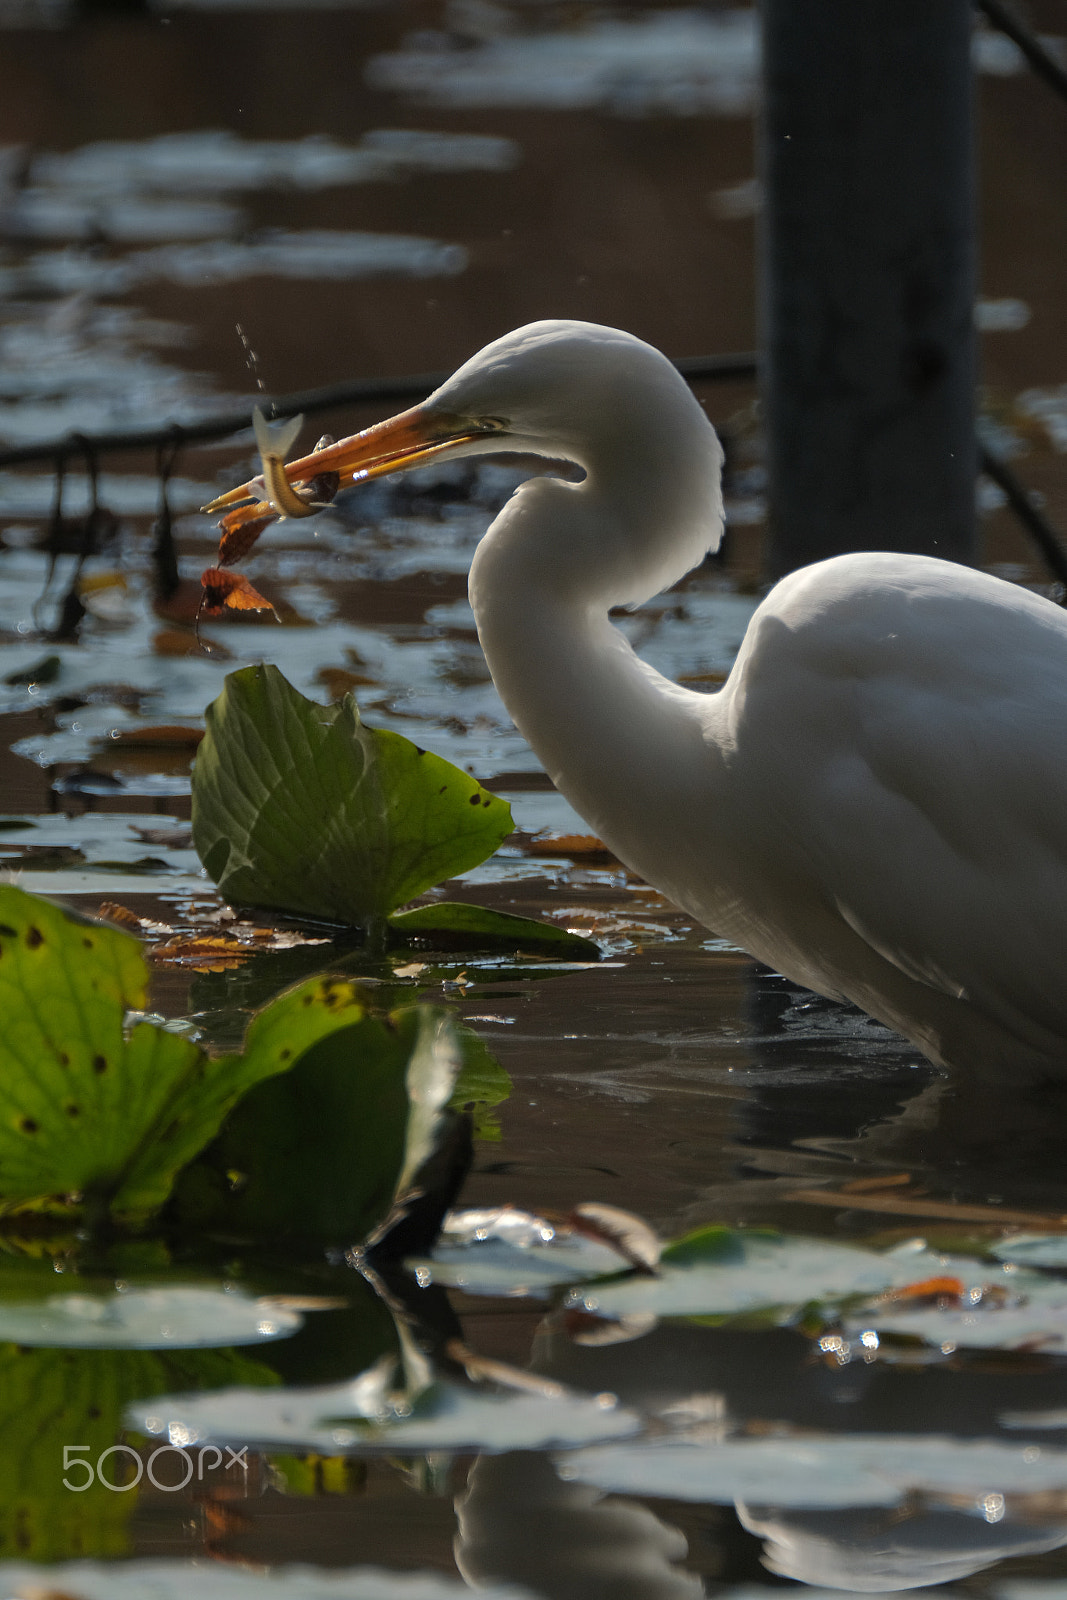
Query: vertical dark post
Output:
[[760, 1, 978, 577]]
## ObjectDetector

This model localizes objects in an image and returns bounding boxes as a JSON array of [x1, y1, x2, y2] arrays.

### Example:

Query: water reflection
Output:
[[737, 1502, 1067, 1592], [528, 1314, 1067, 1593], [456, 1451, 703, 1600]]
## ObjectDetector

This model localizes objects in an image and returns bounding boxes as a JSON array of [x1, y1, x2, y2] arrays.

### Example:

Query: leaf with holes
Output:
[[191, 664, 513, 927], [111, 974, 378, 1222], [0, 883, 189, 1214], [0, 886, 391, 1224]]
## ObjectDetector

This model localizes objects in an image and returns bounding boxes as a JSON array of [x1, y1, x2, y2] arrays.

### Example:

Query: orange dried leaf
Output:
[[200, 568, 277, 618], [95, 901, 148, 931], [218, 503, 276, 567], [151, 935, 252, 971], [873, 1275, 966, 1307], [527, 832, 616, 860]]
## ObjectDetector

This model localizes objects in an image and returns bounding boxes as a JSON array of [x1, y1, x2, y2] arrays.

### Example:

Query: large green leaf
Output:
[[171, 1005, 473, 1245], [0, 887, 389, 1225], [191, 664, 513, 925], [112, 974, 376, 1221], [0, 885, 200, 1216]]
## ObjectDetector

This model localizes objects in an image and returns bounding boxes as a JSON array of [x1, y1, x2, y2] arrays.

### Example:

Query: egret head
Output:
[[204, 319, 722, 514], [422, 319, 708, 466]]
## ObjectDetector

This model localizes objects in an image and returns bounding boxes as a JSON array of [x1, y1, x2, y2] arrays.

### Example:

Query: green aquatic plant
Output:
[[0, 884, 508, 1237], [191, 664, 599, 955], [171, 1004, 504, 1244], [192, 664, 511, 930]]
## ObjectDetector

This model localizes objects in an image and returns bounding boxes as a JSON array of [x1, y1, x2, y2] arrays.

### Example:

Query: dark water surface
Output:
[[2, 4, 1067, 1597]]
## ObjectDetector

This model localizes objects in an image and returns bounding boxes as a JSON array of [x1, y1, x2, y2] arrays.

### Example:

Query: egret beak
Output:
[[201, 406, 494, 515]]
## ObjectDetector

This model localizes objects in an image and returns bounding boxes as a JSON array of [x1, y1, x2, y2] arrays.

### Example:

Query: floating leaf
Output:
[[0, 843, 86, 870], [127, 1364, 641, 1458], [564, 1225, 1067, 1354], [993, 1234, 1067, 1269], [388, 901, 600, 957], [171, 1005, 476, 1245], [562, 1431, 1067, 1511], [449, 1024, 512, 1141], [150, 934, 254, 971], [841, 1269, 1067, 1354], [191, 664, 513, 927], [0, 887, 421, 1227], [563, 1233, 964, 1322], [0, 1562, 523, 1599], [661, 1224, 753, 1266], [411, 1207, 633, 1297], [3, 653, 61, 686], [0, 1285, 302, 1349]]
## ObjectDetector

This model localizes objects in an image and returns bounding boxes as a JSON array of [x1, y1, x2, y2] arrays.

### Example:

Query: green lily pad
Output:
[[126, 1362, 641, 1457], [561, 1431, 1067, 1510], [0, 1560, 536, 1598], [388, 901, 600, 957], [0, 886, 438, 1228], [0, 1286, 303, 1349], [563, 1234, 959, 1322], [171, 1005, 477, 1245], [0, 883, 199, 1219], [191, 664, 514, 927], [411, 1207, 633, 1296]]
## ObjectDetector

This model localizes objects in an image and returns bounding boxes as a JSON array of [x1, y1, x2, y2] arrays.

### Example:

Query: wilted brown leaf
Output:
[[526, 832, 617, 861], [199, 568, 277, 617], [217, 503, 276, 566], [151, 934, 253, 972]]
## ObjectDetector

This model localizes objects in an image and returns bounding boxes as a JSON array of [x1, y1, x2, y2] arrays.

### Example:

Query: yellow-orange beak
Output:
[[201, 405, 492, 515]]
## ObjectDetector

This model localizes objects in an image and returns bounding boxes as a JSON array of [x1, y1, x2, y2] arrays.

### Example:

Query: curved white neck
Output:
[[469, 478, 728, 909]]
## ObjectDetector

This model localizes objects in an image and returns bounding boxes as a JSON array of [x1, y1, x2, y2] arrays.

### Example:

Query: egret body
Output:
[[208, 321, 1067, 1080]]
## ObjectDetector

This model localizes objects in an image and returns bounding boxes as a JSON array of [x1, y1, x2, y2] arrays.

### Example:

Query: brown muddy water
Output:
[[2, 4, 1067, 1597]]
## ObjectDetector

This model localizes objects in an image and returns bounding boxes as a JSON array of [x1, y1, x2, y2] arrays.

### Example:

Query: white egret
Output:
[[207, 320, 1067, 1079]]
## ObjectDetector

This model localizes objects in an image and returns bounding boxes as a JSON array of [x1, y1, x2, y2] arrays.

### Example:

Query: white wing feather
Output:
[[720, 554, 1067, 1050]]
